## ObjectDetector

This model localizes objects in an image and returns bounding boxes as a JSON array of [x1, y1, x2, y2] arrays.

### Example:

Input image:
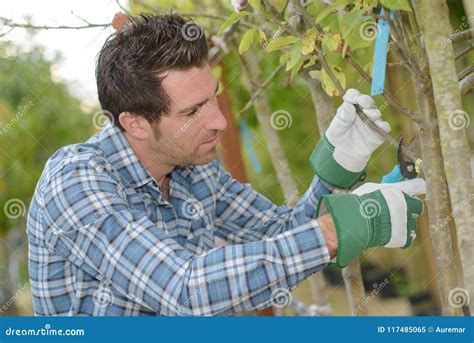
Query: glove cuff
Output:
[[316, 191, 391, 268], [309, 135, 367, 189]]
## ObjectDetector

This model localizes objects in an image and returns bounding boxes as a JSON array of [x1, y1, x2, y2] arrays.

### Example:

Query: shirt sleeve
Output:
[[213, 161, 333, 244], [41, 160, 330, 316]]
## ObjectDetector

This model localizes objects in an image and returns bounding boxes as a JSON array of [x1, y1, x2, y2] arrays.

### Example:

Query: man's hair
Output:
[[96, 13, 208, 131]]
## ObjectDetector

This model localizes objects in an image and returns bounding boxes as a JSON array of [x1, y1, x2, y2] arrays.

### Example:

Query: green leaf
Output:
[[339, 8, 364, 39], [279, 50, 292, 64], [322, 33, 342, 52], [290, 56, 306, 82], [355, 0, 378, 11], [217, 11, 251, 35], [306, 1, 326, 16], [303, 56, 318, 68], [344, 17, 377, 50], [309, 69, 322, 80], [380, 0, 412, 11], [258, 29, 268, 48], [248, 0, 264, 10], [265, 35, 299, 51], [316, 0, 354, 24], [301, 36, 316, 55], [321, 66, 346, 97], [239, 28, 256, 54], [286, 41, 303, 71]]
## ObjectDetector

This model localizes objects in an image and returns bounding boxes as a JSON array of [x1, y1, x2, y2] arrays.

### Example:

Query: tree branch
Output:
[[345, 54, 419, 119], [0, 16, 110, 30], [455, 44, 473, 60], [458, 64, 473, 81], [451, 28, 474, 44], [459, 72, 474, 95], [291, 0, 420, 163], [237, 63, 286, 116]]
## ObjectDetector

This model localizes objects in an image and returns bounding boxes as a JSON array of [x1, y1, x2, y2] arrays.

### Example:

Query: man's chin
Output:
[[197, 151, 217, 165]]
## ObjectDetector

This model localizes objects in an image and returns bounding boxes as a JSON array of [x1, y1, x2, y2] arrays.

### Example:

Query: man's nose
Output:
[[206, 107, 228, 132]]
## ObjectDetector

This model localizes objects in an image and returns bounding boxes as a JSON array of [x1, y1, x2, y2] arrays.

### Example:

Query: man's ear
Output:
[[118, 112, 151, 140]]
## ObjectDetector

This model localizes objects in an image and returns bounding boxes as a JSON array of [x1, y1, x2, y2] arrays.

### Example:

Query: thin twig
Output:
[[0, 16, 110, 30], [455, 44, 474, 61], [459, 72, 474, 96], [237, 63, 286, 116], [451, 28, 474, 44], [292, 0, 420, 162], [115, 0, 131, 16], [458, 64, 473, 81], [345, 55, 419, 119]]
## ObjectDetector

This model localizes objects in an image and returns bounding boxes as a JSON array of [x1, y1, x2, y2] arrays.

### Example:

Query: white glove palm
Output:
[[352, 178, 426, 248], [326, 89, 391, 172]]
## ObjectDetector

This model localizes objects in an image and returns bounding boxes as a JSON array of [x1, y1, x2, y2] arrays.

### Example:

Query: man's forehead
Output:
[[160, 65, 216, 93], [160, 65, 217, 112]]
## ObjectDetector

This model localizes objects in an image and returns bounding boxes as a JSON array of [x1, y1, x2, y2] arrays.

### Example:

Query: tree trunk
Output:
[[414, 88, 464, 316], [240, 52, 333, 314], [304, 76, 368, 316], [413, 0, 473, 315]]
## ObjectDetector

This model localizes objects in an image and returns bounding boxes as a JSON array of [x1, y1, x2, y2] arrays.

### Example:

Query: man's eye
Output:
[[187, 108, 198, 116]]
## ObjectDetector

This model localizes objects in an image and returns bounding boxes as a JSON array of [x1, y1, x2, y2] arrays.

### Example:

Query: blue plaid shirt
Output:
[[27, 123, 332, 316]]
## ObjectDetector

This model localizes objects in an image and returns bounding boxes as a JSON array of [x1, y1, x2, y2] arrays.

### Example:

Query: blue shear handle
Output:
[[381, 165, 402, 183]]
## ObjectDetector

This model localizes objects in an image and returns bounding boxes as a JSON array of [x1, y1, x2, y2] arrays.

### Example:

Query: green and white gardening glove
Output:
[[316, 178, 426, 268], [309, 89, 391, 189]]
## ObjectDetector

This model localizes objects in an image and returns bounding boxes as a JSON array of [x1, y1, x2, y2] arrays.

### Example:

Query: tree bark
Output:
[[240, 52, 334, 314], [414, 88, 464, 316], [413, 0, 473, 315], [304, 76, 368, 316]]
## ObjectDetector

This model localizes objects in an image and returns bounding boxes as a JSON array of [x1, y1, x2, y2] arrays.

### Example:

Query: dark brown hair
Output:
[[96, 13, 208, 131]]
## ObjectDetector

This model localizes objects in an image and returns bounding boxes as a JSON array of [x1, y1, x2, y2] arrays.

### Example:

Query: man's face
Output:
[[150, 64, 228, 166]]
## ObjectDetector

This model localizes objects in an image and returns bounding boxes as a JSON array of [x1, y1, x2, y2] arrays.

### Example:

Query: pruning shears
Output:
[[382, 138, 422, 183]]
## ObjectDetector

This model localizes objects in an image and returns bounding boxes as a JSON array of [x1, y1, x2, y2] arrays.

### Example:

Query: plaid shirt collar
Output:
[[96, 122, 193, 190]]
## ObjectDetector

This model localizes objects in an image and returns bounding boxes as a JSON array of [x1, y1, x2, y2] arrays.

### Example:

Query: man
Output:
[[27, 13, 425, 316]]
